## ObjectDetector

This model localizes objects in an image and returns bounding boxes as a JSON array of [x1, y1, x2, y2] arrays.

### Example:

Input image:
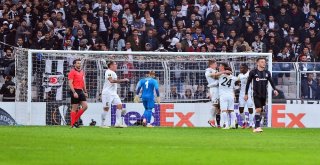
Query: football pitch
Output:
[[0, 126, 319, 165]]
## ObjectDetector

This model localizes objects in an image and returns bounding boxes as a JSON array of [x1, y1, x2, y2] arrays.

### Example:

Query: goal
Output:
[[14, 49, 272, 127]]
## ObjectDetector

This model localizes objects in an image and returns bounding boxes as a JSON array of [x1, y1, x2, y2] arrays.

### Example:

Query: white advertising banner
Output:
[[0, 102, 46, 125], [271, 104, 320, 128], [82, 103, 212, 127], [1, 102, 319, 128]]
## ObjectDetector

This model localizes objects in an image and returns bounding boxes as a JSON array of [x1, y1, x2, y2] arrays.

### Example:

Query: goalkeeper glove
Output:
[[156, 97, 161, 104], [134, 95, 140, 103]]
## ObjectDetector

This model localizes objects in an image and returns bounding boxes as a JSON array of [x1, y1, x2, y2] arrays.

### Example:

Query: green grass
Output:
[[0, 127, 319, 165]]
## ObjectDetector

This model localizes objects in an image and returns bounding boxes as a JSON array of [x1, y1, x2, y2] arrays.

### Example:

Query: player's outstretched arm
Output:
[[211, 70, 232, 78], [155, 79, 160, 104], [108, 77, 129, 83]]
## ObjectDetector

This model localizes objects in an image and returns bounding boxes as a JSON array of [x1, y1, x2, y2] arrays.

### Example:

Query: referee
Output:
[[68, 59, 88, 128], [244, 57, 278, 133]]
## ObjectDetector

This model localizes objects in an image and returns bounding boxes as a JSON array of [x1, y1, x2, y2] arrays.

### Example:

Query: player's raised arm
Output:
[[108, 76, 129, 83]]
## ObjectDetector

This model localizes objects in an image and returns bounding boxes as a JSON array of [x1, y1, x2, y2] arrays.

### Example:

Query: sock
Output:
[[227, 113, 231, 128], [70, 111, 76, 126], [230, 112, 236, 128], [101, 111, 108, 126], [142, 109, 149, 123], [210, 107, 216, 121], [75, 109, 85, 122], [216, 114, 221, 126], [221, 112, 228, 127], [255, 113, 261, 128], [146, 110, 152, 124], [240, 113, 245, 124], [249, 113, 254, 126], [116, 109, 122, 125]]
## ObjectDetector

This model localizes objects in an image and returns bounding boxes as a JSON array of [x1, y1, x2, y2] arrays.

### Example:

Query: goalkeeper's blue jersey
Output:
[[137, 77, 159, 100]]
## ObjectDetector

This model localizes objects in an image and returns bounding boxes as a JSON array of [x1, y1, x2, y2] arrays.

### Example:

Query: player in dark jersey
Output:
[[244, 58, 278, 133]]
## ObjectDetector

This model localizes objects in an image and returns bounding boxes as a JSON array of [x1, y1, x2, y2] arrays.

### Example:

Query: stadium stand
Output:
[[0, 0, 320, 101]]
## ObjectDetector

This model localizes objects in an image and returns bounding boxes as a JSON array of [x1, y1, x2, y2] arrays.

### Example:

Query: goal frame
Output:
[[26, 50, 273, 126]]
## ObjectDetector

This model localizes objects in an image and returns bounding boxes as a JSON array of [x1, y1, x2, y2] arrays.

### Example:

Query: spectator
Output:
[[0, 75, 15, 102], [96, 9, 110, 44], [299, 54, 314, 80], [301, 73, 317, 99], [170, 86, 181, 99], [276, 7, 292, 28], [39, 32, 55, 50], [15, 19, 32, 45], [1, 48, 15, 78], [233, 35, 252, 52], [194, 85, 207, 99], [73, 29, 88, 50], [16, 37, 27, 48], [187, 39, 200, 52], [184, 89, 193, 99], [315, 79, 320, 99], [127, 29, 142, 51], [109, 32, 125, 51], [143, 29, 159, 51], [252, 35, 266, 53], [122, 8, 133, 25], [277, 47, 294, 78], [89, 30, 103, 50]]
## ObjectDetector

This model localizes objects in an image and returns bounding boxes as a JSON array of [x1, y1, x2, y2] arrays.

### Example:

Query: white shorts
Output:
[[209, 87, 219, 104], [102, 93, 122, 110], [239, 93, 254, 108], [219, 95, 234, 111]]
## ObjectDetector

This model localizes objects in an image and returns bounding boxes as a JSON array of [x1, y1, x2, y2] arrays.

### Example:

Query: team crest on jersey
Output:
[[256, 78, 260, 81]]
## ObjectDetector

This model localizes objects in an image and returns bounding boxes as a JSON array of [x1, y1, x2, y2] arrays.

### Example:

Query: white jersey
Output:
[[238, 71, 252, 95], [205, 68, 219, 87], [218, 74, 236, 97], [102, 69, 118, 95]]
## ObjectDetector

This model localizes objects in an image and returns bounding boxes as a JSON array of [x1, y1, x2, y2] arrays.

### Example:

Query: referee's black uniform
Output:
[[245, 68, 277, 108]]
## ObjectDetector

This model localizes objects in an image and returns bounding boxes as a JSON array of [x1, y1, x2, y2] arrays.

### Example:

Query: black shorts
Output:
[[254, 97, 266, 109], [70, 89, 86, 104]]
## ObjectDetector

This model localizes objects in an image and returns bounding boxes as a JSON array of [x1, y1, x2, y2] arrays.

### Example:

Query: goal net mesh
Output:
[[15, 50, 272, 126]]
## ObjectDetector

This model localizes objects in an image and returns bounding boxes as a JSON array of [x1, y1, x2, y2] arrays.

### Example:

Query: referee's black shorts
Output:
[[254, 96, 266, 109], [70, 89, 87, 104]]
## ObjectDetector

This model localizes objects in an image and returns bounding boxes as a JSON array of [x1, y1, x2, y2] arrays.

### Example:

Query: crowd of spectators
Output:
[[0, 0, 320, 101], [0, 0, 318, 56]]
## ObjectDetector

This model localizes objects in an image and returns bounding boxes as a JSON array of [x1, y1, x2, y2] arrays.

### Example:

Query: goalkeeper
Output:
[[135, 71, 160, 127]]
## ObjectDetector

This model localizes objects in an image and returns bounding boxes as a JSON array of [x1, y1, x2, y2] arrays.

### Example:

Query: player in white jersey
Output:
[[101, 61, 129, 128], [205, 60, 231, 128], [237, 64, 254, 128], [218, 63, 237, 129]]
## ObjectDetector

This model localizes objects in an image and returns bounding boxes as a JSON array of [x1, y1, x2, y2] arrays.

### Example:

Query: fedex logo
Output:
[[272, 105, 305, 128], [111, 104, 160, 126], [160, 104, 195, 127]]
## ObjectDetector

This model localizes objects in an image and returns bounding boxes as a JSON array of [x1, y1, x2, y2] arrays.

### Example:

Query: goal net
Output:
[[14, 49, 272, 127]]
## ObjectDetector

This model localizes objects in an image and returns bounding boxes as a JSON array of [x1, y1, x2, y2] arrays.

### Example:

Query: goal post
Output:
[[18, 49, 273, 126]]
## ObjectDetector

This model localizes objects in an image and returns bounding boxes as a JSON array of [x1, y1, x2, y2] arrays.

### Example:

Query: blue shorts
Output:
[[142, 99, 155, 110]]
